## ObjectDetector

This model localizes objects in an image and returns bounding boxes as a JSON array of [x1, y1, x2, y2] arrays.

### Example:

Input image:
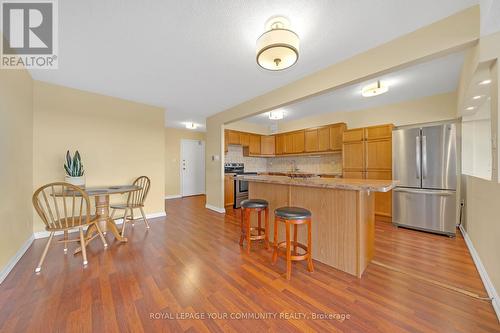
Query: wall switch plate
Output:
[[212, 155, 220, 161]]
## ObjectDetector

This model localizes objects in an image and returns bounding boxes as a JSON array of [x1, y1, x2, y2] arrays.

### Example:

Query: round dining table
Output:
[[74, 184, 141, 254]]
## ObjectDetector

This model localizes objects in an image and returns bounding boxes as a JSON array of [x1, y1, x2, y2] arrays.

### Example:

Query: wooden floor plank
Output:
[[0, 195, 498, 332]]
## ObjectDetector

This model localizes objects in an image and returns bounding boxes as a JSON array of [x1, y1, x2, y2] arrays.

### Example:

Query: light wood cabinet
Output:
[[224, 175, 234, 207], [227, 130, 240, 145], [305, 129, 319, 152], [343, 171, 365, 179], [292, 131, 305, 153], [318, 127, 330, 151], [249, 134, 261, 155], [329, 123, 346, 151], [342, 124, 394, 218], [275, 134, 284, 155], [284, 133, 294, 154], [239, 132, 250, 147], [342, 142, 365, 171], [261, 135, 275, 155], [343, 128, 365, 143], [365, 139, 392, 170]]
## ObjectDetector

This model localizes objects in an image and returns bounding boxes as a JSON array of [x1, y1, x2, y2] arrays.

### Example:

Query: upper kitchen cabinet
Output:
[[249, 134, 261, 155], [283, 133, 294, 154], [227, 130, 240, 145], [292, 130, 305, 153], [305, 128, 320, 152], [275, 134, 285, 155], [329, 123, 346, 151], [239, 132, 250, 147], [261, 135, 275, 155]]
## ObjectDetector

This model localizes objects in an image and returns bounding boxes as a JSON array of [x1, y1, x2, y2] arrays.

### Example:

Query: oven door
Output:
[[234, 178, 249, 208]]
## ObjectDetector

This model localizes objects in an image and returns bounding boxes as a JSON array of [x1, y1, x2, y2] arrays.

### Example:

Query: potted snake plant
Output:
[[64, 150, 85, 187]]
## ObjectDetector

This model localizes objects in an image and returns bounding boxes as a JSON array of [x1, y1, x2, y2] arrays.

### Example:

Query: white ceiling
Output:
[[243, 52, 465, 125], [27, 0, 482, 130]]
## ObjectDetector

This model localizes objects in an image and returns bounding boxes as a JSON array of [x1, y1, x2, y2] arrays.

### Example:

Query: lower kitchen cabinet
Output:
[[224, 175, 234, 207]]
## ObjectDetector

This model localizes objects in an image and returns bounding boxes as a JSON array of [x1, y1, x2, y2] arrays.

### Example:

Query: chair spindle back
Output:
[[33, 182, 91, 230], [127, 176, 151, 206]]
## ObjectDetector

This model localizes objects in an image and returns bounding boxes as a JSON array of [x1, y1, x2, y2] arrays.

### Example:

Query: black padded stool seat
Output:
[[241, 199, 268, 209], [275, 206, 311, 220]]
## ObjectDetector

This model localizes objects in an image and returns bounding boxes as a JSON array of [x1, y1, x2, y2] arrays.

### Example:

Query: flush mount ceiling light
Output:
[[465, 106, 475, 111], [256, 16, 299, 71], [361, 80, 389, 97], [472, 95, 483, 100], [479, 79, 492, 85], [269, 110, 284, 120], [185, 122, 197, 130]]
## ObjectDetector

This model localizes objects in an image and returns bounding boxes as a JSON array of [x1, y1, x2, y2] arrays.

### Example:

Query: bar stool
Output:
[[272, 206, 314, 280], [239, 199, 270, 254]]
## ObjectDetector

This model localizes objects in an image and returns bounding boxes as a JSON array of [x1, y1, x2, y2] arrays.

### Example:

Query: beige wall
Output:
[[463, 175, 500, 303], [274, 92, 457, 132], [33, 81, 165, 232], [205, 6, 480, 209], [0, 67, 34, 272], [165, 128, 205, 196], [459, 31, 500, 315]]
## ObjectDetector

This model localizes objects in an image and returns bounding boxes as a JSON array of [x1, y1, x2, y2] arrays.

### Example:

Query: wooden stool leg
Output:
[[285, 221, 291, 280], [272, 216, 279, 264], [245, 208, 251, 254], [307, 219, 314, 272], [293, 224, 298, 255], [258, 210, 262, 236], [239, 208, 245, 246], [264, 207, 270, 250]]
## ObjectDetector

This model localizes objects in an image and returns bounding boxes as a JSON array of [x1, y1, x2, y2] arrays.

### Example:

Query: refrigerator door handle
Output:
[[422, 135, 427, 179], [415, 136, 421, 179], [393, 187, 455, 196]]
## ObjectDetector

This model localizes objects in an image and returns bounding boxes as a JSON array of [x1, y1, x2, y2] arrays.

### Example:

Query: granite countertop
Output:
[[241, 175, 397, 192], [261, 171, 343, 177]]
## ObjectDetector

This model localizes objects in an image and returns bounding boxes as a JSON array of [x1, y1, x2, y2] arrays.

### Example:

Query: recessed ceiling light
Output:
[[361, 80, 389, 97], [269, 110, 284, 120], [256, 16, 300, 71], [479, 79, 491, 85], [185, 122, 197, 129], [472, 95, 483, 100], [465, 106, 475, 111]]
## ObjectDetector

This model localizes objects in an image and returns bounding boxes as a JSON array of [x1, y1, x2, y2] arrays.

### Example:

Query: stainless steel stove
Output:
[[224, 163, 257, 208]]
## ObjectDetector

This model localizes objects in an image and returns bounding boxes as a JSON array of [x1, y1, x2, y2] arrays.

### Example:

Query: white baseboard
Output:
[[205, 204, 226, 214], [34, 211, 166, 239], [459, 225, 500, 321], [0, 234, 34, 284], [165, 194, 182, 200]]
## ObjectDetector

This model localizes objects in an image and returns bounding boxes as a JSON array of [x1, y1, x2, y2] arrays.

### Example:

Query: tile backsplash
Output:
[[225, 145, 267, 172], [267, 154, 342, 174], [225, 145, 342, 174]]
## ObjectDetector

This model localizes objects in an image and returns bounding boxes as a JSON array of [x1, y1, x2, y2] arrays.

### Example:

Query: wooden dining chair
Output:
[[110, 176, 151, 237], [32, 182, 108, 273]]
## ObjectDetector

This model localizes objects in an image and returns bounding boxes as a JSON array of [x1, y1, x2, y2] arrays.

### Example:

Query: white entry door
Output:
[[181, 139, 205, 197]]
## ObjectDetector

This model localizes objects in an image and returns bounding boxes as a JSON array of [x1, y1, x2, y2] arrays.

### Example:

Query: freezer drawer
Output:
[[392, 187, 456, 236]]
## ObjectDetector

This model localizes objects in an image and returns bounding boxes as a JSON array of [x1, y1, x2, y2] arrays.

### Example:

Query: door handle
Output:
[[393, 188, 455, 196], [416, 136, 421, 179], [422, 136, 427, 179]]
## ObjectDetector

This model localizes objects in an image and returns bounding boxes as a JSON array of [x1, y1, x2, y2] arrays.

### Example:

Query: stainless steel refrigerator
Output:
[[392, 122, 457, 236]]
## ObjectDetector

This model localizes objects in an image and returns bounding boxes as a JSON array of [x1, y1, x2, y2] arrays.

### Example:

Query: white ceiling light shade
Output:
[[256, 17, 299, 71], [185, 122, 197, 130], [269, 110, 285, 120], [465, 106, 475, 111], [361, 80, 389, 97], [479, 79, 492, 85]]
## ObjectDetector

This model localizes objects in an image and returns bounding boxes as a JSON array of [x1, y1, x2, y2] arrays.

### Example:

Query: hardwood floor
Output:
[[0, 195, 498, 332]]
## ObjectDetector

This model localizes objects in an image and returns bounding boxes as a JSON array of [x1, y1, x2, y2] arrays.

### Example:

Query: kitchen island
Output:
[[241, 175, 397, 277]]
